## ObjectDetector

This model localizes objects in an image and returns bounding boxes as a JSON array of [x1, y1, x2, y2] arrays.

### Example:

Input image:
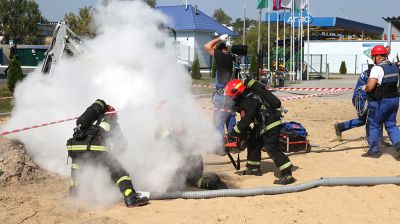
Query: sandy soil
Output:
[[1, 97, 400, 224]]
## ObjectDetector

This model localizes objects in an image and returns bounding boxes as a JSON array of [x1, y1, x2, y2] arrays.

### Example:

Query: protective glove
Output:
[[219, 34, 229, 42], [357, 85, 366, 91]]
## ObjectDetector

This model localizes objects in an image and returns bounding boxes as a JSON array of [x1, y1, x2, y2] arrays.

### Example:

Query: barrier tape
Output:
[[191, 84, 353, 92], [0, 111, 117, 137], [270, 87, 354, 92], [280, 89, 352, 102], [0, 90, 352, 137]]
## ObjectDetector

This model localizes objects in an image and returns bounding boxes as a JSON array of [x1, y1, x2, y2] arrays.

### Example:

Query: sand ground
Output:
[[1, 84, 400, 224]]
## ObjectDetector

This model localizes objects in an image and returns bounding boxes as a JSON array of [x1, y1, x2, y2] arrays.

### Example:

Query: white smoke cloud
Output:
[[1, 0, 220, 203]]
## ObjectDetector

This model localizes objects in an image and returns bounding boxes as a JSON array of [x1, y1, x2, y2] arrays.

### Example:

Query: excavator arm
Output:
[[41, 21, 83, 75]]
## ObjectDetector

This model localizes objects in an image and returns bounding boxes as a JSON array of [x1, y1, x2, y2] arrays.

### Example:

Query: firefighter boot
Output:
[[332, 123, 343, 142], [199, 173, 228, 190], [124, 190, 149, 207], [241, 162, 262, 176], [274, 164, 296, 185]]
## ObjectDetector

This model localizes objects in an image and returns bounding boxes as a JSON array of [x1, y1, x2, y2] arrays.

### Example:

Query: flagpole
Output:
[[291, 0, 295, 81], [283, 8, 286, 71], [257, 8, 262, 53], [275, 9, 279, 71], [268, 3, 271, 71], [243, 0, 247, 45], [300, 4, 303, 81], [307, 0, 310, 81]]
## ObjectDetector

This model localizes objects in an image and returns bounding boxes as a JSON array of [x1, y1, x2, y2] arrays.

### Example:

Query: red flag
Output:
[[273, 0, 281, 10]]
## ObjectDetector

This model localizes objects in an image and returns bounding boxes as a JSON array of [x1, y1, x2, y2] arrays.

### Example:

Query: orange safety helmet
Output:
[[105, 105, 117, 120], [224, 79, 246, 97], [371, 45, 388, 57]]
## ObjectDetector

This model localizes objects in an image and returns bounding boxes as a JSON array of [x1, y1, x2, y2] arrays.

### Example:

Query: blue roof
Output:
[[266, 12, 384, 35], [157, 5, 237, 36]]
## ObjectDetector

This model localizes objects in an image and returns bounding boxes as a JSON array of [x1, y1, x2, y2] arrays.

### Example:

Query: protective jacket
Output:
[[232, 78, 282, 136], [368, 62, 400, 101]]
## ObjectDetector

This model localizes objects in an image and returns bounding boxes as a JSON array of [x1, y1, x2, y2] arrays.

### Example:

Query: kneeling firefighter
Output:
[[156, 128, 228, 190], [225, 79, 296, 185], [66, 99, 149, 207]]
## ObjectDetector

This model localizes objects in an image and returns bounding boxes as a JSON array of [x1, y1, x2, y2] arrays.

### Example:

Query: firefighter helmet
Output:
[[371, 45, 388, 57], [224, 79, 246, 97], [105, 105, 117, 120]]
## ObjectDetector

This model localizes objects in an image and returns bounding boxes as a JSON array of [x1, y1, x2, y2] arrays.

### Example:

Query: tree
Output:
[[64, 6, 96, 38], [249, 52, 259, 77], [191, 55, 201, 80], [211, 58, 216, 78], [144, 0, 156, 7], [0, 0, 43, 44], [339, 61, 347, 74], [7, 57, 24, 93], [213, 8, 232, 25]]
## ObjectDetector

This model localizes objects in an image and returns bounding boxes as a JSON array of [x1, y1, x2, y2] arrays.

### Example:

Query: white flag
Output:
[[281, 0, 309, 10], [280, 0, 291, 9]]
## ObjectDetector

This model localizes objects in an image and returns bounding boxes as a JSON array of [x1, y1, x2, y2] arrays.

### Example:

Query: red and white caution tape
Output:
[[280, 89, 352, 102], [0, 116, 79, 136], [192, 84, 354, 92], [270, 87, 354, 92], [192, 84, 214, 88]]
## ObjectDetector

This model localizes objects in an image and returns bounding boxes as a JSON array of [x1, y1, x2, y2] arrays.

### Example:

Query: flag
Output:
[[280, 0, 308, 11], [280, 0, 291, 9], [273, 0, 281, 10], [257, 0, 269, 9], [296, 0, 309, 11]]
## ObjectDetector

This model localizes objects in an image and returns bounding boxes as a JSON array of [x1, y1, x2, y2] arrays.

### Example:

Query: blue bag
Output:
[[280, 122, 308, 139]]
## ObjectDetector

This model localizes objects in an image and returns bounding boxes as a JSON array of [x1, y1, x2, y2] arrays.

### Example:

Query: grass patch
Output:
[[191, 76, 215, 95], [0, 84, 13, 112]]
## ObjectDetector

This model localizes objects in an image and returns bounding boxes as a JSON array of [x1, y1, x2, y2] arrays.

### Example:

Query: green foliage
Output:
[[64, 6, 96, 38], [249, 52, 259, 77], [144, 0, 157, 7], [0, 0, 42, 44], [191, 55, 201, 80], [7, 57, 24, 93], [211, 58, 216, 78], [213, 8, 232, 25], [339, 61, 347, 74]]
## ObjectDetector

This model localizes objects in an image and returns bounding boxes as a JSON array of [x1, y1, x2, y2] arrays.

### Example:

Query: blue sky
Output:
[[36, 0, 398, 33]]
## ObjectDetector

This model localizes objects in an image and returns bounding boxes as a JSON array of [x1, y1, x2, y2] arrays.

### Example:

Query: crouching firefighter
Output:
[[156, 128, 228, 190], [224, 79, 296, 185], [66, 99, 149, 207]]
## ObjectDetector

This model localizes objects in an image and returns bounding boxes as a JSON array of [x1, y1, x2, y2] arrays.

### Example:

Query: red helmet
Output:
[[224, 79, 246, 97], [371, 45, 388, 57], [105, 105, 117, 120]]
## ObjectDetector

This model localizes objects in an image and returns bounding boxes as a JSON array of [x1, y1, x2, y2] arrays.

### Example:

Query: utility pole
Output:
[[243, 0, 247, 45]]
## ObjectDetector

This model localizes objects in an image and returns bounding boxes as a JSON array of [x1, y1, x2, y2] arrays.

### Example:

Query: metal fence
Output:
[[304, 54, 371, 76]]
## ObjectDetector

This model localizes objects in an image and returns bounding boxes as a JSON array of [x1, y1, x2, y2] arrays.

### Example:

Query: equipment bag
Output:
[[279, 121, 309, 152]]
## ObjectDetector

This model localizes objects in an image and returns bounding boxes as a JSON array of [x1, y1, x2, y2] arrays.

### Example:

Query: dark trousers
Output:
[[247, 125, 292, 176], [68, 150, 134, 195]]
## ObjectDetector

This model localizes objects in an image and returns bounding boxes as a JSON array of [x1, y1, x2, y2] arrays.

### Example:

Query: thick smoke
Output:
[[2, 0, 220, 202]]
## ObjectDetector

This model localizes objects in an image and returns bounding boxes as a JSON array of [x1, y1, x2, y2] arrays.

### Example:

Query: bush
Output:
[[191, 55, 201, 80], [339, 61, 347, 74], [7, 57, 24, 93], [249, 52, 259, 77], [211, 58, 216, 78]]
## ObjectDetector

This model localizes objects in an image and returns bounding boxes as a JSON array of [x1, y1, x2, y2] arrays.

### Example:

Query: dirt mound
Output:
[[0, 138, 51, 186]]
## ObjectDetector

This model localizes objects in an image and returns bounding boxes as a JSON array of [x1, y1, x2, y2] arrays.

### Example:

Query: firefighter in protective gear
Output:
[[156, 128, 228, 190], [225, 79, 295, 185], [66, 99, 149, 207], [364, 45, 400, 158]]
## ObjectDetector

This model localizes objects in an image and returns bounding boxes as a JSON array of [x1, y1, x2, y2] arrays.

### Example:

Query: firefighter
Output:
[[364, 45, 400, 158], [225, 79, 295, 185], [66, 99, 149, 207], [156, 128, 228, 190]]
